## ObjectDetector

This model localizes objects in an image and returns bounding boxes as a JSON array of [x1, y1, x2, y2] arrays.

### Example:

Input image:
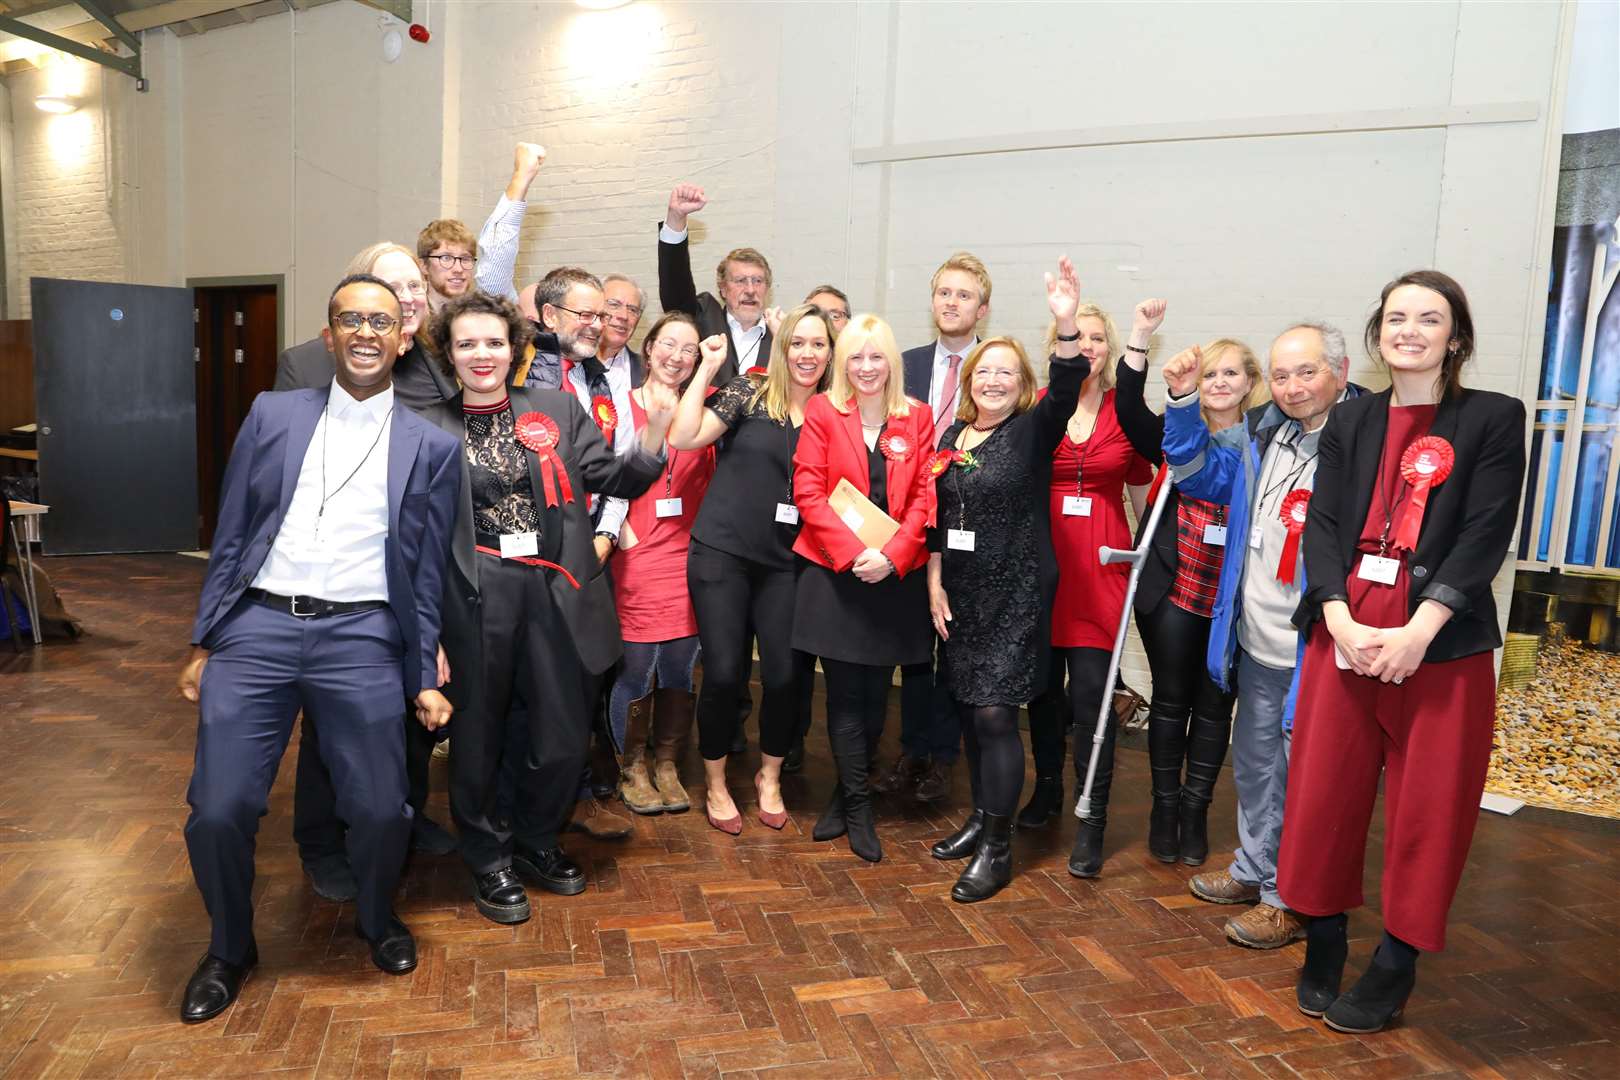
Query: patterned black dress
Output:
[[933, 355, 1088, 706]]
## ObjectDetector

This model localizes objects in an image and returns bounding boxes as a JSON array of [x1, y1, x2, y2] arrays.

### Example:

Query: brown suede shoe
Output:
[[568, 798, 633, 839], [1224, 902, 1305, 949], [872, 754, 929, 796], [913, 759, 954, 802], [1189, 869, 1261, 905]]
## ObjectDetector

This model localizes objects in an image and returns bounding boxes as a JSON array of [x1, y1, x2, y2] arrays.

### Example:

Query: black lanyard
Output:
[[317, 406, 392, 533], [1258, 435, 1315, 517]]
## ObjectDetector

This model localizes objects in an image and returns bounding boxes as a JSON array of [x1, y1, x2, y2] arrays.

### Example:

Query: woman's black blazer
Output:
[[1112, 359, 1179, 615], [1296, 386, 1526, 662]]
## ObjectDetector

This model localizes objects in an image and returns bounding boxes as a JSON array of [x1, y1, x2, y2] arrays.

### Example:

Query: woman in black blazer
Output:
[[1281, 271, 1526, 1034], [1114, 323, 1260, 866], [423, 292, 675, 926]]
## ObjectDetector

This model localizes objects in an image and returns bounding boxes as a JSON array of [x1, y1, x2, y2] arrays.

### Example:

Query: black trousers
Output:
[[1027, 646, 1112, 779], [449, 554, 591, 873], [688, 539, 798, 760], [1135, 600, 1235, 797], [293, 704, 434, 863]]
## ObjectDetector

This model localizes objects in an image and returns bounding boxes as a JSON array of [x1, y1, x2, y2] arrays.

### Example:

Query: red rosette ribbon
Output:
[[1391, 436, 1454, 552], [591, 396, 618, 440], [1275, 488, 1311, 584], [878, 429, 913, 462], [514, 411, 575, 507], [926, 449, 956, 478], [745, 365, 769, 378]]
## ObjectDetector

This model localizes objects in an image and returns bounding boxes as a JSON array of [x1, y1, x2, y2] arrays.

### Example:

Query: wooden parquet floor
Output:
[[2, 555, 1617, 1079]]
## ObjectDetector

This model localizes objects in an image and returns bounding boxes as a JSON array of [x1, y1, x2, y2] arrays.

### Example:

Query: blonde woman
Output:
[[668, 304, 834, 834], [790, 315, 936, 862]]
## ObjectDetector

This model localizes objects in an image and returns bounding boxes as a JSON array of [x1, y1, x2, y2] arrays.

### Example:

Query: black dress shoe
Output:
[[472, 867, 531, 924], [513, 844, 587, 896], [1296, 920, 1349, 1018], [1323, 951, 1416, 1033], [1067, 819, 1106, 878], [782, 736, 806, 774], [951, 812, 1013, 904], [931, 809, 984, 861], [356, 915, 417, 975], [410, 814, 458, 856], [180, 944, 257, 1023], [303, 854, 359, 903]]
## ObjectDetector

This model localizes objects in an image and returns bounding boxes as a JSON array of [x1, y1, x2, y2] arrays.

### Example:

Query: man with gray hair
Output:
[[1157, 321, 1364, 950]]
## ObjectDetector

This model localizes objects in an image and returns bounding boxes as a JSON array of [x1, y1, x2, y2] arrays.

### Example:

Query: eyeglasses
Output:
[[388, 280, 426, 296], [971, 367, 1020, 383], [427, 253, 477, 270], [554, 305, 606, 325], [604, 298, 643, 319], [653, 337, 701, 361], [726, 274, 767, 289], [335, 311, 398, 333], [825, 310, 850, 325]]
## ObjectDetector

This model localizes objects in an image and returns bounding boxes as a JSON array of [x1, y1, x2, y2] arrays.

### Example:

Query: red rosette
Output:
[[1391, 436, 1454, 552], [878, 429, 913, 462], [926, 449, 955, 478], [513, 411, 574, 507], [591, 396, 618, 439], [745, 365, 769, 378], [1275, 488, 1311, 584]]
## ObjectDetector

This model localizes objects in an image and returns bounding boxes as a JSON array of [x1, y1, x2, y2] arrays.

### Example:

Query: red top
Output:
[[1048, 389, 1155, 648], [792, 393, 936, 577], [1169, 496, 1225, 618], [610, 391, 716, 642], [1347, 403, 1437, 630]]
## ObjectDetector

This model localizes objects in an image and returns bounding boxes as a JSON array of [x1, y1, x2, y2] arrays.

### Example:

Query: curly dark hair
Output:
[[427, 290, 535, 381]]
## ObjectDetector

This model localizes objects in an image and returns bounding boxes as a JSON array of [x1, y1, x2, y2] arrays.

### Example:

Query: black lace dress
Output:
[[932, 355, 1088, 706]]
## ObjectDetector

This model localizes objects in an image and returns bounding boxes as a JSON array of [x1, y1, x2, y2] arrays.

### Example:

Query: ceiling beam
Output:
[[0, 12, 139, 79], [76, 0, 141, 56]]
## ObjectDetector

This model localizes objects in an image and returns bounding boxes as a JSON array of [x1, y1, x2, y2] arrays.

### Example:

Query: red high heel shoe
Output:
[[755, 772, 788, 830]]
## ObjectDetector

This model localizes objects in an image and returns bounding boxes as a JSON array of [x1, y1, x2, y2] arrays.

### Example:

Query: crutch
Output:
[[1075, 471, 1176, 818]]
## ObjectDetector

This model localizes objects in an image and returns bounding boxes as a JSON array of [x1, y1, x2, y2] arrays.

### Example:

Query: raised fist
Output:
[[514, 142, 546, 179], [666, 183, 707, 230], [1133, 298, 1167, 336], [1162, 344, 1204, 398], [698, 334, 729, 371]]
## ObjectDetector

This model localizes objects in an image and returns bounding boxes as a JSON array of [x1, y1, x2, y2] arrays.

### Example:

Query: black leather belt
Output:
[[245, 588, 388, 619]]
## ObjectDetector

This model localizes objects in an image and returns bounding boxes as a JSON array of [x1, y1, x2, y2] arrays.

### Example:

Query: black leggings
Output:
[[1027, 646, 1113, 779], [688, 539, 798, 761], [820, 658, 888, 761], [959, 704, 1024, 817], [1136, 601, 1235, 800]]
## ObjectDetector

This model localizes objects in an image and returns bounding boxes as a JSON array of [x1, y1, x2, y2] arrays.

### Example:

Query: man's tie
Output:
[[934, 353, 963, 446], [581, 358, 614, 523]]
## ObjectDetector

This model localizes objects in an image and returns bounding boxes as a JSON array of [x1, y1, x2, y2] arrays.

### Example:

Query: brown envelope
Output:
[[828, 477, 900, 550]]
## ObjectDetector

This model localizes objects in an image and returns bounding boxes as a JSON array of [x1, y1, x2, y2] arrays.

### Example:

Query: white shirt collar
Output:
[[726, 310, 766, 341], [935, 338, 977, 364], [327, 380, 395, 423]]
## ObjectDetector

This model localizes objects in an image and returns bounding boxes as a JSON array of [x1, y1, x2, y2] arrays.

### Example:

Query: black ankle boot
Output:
[[1145, 713, 1187, 863], [1067, 818, 1106, 878], [1015, 776, 1062, 829], [1181, 706, 1230, 866], [931, 809, 984, 860], [1297, 916, 1349, 1018], [1323, 948, 1416, 1034], [1177, 799, 1209, 866], [951, 812, 1013, 903], [844, 787, 881, 862], [1148, 797, 1180, 863], [812, 783, 846, 842]]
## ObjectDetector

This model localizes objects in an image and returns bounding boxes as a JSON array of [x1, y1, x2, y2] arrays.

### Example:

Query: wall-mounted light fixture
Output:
[[34, 93, 79, 114]]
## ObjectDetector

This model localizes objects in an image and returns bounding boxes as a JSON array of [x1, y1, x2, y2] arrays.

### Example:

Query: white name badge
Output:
[[655, 497, 684, 518], [292, 540, 336, 565], [1203, 524, 1228, 547], [1357, 553, 1399, 585], [775, 502, 800, 525], [947, 529, 976, 552], [1249, 524, 1264, 550], [499, 532, 539, 559], [1062, 495, 1093, 517]]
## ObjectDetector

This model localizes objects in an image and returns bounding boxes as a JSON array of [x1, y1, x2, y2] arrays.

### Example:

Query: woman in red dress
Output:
[[1019, 303, 1155, 881], [609, 312, 716, 817], [1283, 270, 1526, 1033]]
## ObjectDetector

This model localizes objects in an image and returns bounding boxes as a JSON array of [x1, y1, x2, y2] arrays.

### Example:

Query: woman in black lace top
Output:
[[668, 304, 834, 836], [925, 258, 1091, 902], [423, 292, 675, 926]]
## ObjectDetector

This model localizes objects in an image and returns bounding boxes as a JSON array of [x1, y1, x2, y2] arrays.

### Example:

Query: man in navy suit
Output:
[[877, 252, 994, 804], [174, 274, 461, 1024]]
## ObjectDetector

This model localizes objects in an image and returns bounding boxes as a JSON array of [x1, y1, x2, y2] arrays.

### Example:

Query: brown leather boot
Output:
[[651, 688, 694, 813], [618, 693, 663, 815]]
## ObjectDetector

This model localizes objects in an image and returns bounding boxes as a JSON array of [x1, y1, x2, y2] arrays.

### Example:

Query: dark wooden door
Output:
[[194, 284, 279, 547]]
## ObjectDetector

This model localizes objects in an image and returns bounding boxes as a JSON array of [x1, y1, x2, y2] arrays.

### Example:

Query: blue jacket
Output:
[[1161, 385, 1366, 724]]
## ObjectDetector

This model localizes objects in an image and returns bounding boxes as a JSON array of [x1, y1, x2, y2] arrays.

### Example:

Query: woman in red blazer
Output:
[[791, 314, 936, 862]]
